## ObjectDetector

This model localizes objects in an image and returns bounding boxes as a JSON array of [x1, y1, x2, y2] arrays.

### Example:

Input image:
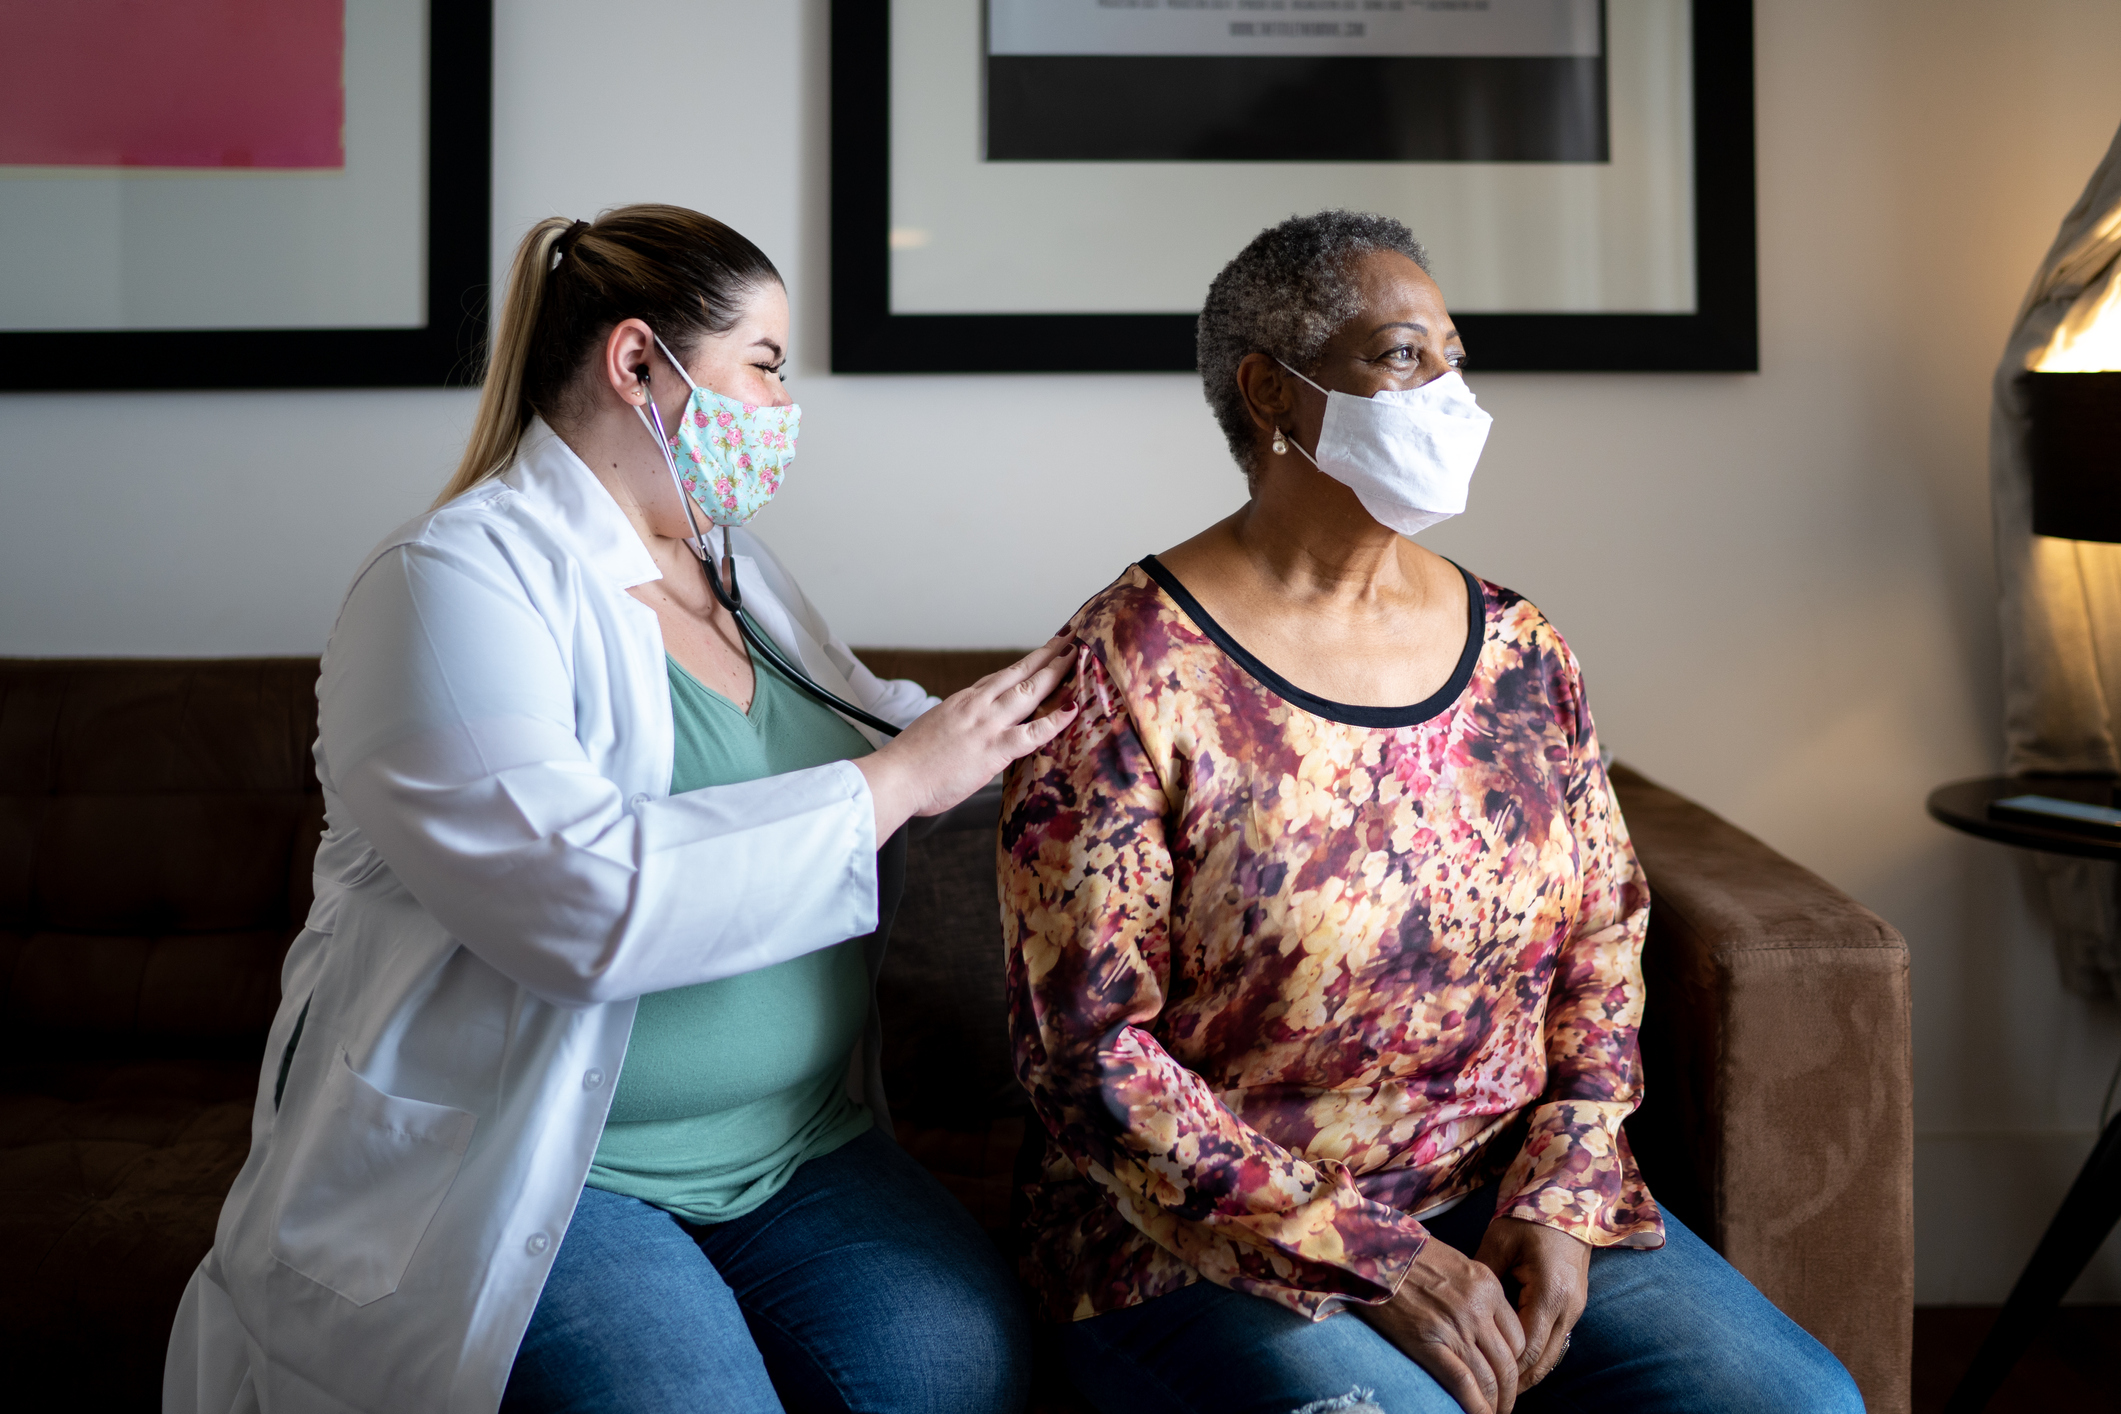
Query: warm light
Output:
[[2034, 263, 2121, 372]]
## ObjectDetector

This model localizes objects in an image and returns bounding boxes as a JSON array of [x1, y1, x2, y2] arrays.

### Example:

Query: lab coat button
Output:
[[582, 1068, 605, 1091], [628, 793, 650, 812], [526, 1231, 550, 1256]]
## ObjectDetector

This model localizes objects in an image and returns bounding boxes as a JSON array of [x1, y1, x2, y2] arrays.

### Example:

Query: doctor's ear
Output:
[[599, 317, 661, 403]]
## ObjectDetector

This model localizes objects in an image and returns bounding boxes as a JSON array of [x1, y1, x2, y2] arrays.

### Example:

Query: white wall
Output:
[[4, 0, 2120, 1304]]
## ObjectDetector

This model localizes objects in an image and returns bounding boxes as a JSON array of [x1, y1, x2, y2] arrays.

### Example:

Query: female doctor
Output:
[[165, 205, 1073, 1414]]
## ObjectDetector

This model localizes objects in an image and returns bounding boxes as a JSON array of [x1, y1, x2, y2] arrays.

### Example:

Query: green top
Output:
[[586, 643, 877, 1224]]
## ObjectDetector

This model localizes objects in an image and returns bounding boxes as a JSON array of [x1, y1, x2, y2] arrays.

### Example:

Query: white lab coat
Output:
[[163, 420, 938, 1414]]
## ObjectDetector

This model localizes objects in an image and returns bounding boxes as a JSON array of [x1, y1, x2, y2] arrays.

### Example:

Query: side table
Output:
[[1925, 775, 2121, 1413]]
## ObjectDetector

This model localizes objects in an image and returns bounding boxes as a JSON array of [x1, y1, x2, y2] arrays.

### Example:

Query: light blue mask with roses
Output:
[[635, 330, 799, 530]]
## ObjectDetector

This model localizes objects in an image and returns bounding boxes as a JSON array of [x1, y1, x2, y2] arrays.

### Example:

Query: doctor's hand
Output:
[[1353, 1236, 1526, 1414], [856, 638, 1078, 840], [1474, 1216, 1590, 1392]]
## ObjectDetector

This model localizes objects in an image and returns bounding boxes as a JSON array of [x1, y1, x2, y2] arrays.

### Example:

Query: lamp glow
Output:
[[2034, 263, 2121, 373]]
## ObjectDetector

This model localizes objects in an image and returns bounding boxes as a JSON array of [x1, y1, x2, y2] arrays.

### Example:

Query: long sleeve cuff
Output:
[[1494, 1099, 1664, 1249]]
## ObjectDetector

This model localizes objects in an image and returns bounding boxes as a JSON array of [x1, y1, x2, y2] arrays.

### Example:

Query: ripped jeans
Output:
[[1058, 1185, 1864, 1414]]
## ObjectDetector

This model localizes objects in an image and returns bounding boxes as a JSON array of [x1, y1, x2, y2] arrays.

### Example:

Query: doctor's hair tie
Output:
[[552, 219, 592, 263]]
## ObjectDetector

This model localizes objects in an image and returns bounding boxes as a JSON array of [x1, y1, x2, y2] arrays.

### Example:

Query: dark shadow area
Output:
[[1913, 1306, 2121, 1412]]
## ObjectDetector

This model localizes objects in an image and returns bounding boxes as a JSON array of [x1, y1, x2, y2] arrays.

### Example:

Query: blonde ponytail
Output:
[[434, 206, 782, 509], [434, 218, 577, 507]]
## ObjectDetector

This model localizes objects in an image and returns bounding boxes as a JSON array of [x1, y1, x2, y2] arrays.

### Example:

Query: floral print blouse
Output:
[[1000, 559, 1663, 1325]]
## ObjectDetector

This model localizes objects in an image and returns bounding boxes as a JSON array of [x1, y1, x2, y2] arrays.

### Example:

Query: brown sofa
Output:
[[0, 655, 1911, 1413]]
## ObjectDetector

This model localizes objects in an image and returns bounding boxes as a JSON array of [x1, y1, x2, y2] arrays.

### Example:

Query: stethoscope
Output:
[[637, 371, 904, 740]]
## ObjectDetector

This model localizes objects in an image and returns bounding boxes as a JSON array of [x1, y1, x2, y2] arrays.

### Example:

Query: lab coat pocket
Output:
[[270, 1050, 478, 1306]]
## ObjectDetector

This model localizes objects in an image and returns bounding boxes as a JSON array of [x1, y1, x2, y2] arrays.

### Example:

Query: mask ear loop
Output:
[[651, 331, 702, 391], [1275, 357, 1331, 397], [1271, 358, 1328, 471], [1281, 428, 1325, 473]]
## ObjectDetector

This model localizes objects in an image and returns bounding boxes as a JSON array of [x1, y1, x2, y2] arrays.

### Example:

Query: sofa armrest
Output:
[[1609, 763, 1912, 1414]]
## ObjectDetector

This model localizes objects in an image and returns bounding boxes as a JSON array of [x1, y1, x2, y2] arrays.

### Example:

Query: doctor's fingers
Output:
[[974, 637, 1074, 704], [958, 649, 1072, 728], [1011, 703, 1079, 753], [998, 656, 1076, 724]]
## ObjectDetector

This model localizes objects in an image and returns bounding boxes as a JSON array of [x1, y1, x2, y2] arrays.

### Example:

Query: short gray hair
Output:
[[1196, 211, 1430, 471]]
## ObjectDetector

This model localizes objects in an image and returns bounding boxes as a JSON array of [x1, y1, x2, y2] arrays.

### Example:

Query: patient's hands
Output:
[[1475, 1216, 1591, 1392], [1354, 1236, 1526, 1414], [856, 638, 1078, 840]]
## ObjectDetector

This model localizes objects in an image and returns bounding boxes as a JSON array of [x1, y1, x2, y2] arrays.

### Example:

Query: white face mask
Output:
[[1277, 361, 1493, 536]]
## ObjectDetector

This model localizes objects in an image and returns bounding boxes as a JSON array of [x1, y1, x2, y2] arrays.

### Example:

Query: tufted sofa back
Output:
[[0, 659, 323, 1058], [0, 652, 1017, 1072]]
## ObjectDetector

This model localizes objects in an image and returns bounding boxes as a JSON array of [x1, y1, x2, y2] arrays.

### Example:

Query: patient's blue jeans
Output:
[[500, 1126, 1030, 1414], [1060, 1184, 1865, 1414]]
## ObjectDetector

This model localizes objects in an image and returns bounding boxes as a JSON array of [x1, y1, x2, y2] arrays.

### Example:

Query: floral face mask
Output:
[[635, 331, 800, 529]]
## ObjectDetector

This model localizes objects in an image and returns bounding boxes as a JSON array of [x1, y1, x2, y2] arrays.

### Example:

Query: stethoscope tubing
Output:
[[695, 530, 904, 740], [643, 371, 904, 739], [695, 538, 903, 741]]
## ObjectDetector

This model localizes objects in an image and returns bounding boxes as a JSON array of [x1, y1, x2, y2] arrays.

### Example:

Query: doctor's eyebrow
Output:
[[752, 337, 784, 360]]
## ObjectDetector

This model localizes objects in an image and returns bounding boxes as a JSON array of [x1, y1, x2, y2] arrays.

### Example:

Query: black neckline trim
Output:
[[1137, 555, 1487, 729]]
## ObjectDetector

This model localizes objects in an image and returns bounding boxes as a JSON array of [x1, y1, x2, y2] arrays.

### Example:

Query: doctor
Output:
[[165, 205, 1072, 1414]]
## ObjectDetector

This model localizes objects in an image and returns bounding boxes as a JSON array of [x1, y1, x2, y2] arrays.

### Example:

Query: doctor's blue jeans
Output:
[[499, 1126, 1030, 1414], [1059, 1183, 1865, 1414]]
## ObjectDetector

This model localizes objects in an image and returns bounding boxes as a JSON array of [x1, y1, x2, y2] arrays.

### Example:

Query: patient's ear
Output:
[[1234, 351, 1295, 432]]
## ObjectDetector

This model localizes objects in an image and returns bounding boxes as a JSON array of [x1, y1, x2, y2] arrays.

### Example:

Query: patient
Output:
[[1000, 212, 1863, 1414]]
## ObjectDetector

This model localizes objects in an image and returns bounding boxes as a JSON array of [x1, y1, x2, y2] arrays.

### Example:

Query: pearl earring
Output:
[[1271, 428, 1288, 455]]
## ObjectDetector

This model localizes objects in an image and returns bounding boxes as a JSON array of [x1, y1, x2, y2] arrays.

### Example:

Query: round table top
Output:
[[1926, 774, 2121, 862]]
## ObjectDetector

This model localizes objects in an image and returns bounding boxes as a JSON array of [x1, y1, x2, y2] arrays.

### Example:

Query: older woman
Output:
[[1001, 213, 1863, 1414]]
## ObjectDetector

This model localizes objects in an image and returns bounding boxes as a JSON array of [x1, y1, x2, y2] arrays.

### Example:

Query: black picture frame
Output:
[[831, 0, 1755, 374], [0, 1, 492, 393]]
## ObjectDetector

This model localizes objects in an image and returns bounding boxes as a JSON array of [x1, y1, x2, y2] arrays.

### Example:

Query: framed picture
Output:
[[831, 0, 1755, 374], [0, 0, 491, 392]]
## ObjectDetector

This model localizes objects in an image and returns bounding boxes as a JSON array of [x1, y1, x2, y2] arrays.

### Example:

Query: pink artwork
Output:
[[0, 0, 345, 169]]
